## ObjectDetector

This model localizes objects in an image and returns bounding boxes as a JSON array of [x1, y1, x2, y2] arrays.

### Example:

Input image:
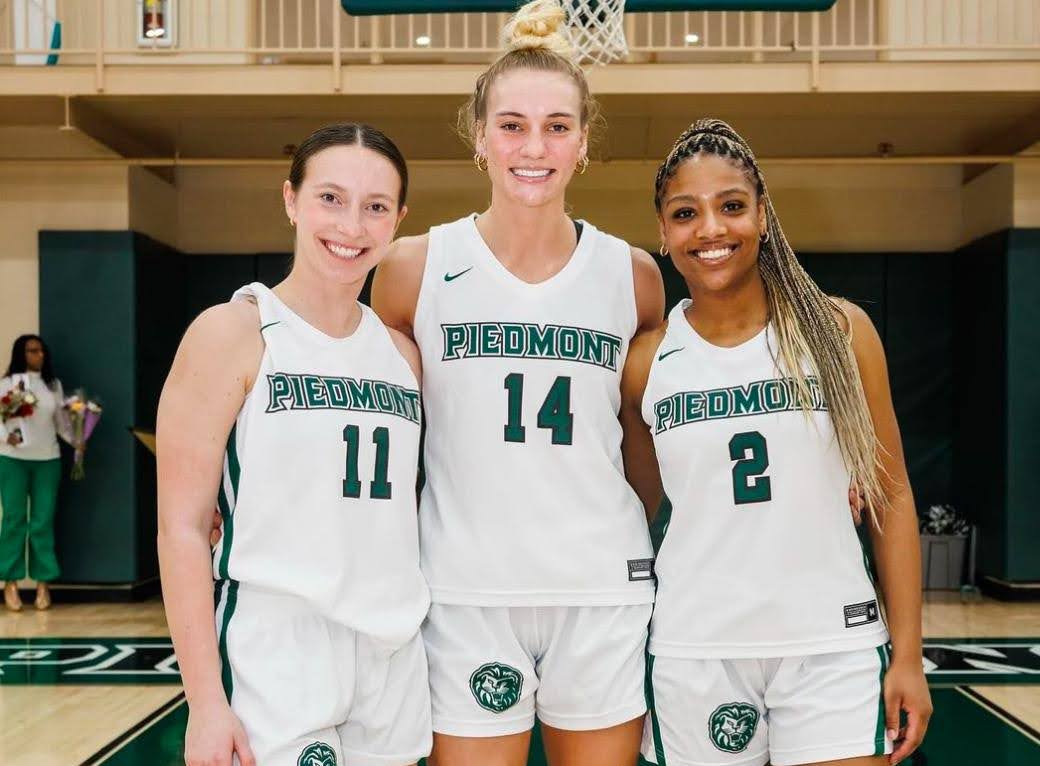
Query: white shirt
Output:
[[0, 372, 68, 461]]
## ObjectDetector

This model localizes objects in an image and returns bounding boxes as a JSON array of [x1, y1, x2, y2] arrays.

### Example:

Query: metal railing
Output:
[[1, 1, 1037, 69]]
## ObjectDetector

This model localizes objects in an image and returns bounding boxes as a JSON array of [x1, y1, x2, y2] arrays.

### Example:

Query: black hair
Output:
[[5, 334, 56, 387], [288, 123, 408, 208]]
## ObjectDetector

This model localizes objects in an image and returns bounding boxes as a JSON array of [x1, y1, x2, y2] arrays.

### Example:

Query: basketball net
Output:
[[565, 0, 627, 66]]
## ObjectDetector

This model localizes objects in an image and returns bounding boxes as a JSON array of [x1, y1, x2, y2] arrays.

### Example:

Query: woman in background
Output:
[[0, 334, 69, 611]]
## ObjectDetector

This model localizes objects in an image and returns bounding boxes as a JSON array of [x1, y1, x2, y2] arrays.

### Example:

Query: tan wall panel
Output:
[[0, 166, 128, 360], [176, 165, 293, 253], [1014, 161, 1040, 227], [962, 164, 1015, 245], [128, 166, 178, 249], [175, 162, 964, 254], [0, 126, 118, 159]]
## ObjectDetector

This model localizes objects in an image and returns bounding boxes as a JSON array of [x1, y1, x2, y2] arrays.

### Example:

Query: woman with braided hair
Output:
[[620, 119, 931, 766], [372, 2, 662, 764]]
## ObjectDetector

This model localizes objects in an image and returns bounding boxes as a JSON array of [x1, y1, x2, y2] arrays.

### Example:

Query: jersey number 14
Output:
[[503, 373, 574, 445]]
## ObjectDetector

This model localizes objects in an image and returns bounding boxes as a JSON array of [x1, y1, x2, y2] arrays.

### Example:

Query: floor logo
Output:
[[708, 702, 759, 753], [469, 661, 524, 713], [298, 741, 336, 766]]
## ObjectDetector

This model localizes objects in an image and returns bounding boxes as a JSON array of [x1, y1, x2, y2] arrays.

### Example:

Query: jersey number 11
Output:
[[342, 425, 392, 500]]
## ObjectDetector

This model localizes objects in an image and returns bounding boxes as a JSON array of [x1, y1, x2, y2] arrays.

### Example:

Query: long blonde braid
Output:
[[655, 119, 888, 526]]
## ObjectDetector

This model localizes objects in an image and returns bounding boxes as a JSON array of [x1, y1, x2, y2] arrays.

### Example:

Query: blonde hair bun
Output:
[[502, 0, 576, 59]]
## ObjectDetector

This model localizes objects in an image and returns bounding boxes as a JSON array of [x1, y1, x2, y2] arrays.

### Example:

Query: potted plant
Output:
[[919, 504, 972, 590]]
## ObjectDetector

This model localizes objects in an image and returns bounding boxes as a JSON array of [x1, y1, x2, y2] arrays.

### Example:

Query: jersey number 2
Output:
[[342, 425, 392, 500], [503, 373, 573, 445], [729, 431, 771, 504]]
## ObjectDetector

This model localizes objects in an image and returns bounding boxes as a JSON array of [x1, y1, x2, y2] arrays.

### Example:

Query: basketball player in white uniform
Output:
[[620, 120, 932, 766], [158, 124, 431, 766], [371, 3, 663, 765]]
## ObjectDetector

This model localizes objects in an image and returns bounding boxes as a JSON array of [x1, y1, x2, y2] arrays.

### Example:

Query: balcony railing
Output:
[[1, 1, 1037, 71]]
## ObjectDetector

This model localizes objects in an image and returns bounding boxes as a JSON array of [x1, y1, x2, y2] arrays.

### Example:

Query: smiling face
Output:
[[283, 143, 406, 288], [658, 153, 768, 296], [476, 68, 588, 209]]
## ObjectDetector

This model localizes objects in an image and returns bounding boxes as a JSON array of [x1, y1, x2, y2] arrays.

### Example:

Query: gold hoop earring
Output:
[[577, 156, 589, 175], [289, 218, 296, 228], [660, 244, 670, 257], [474, 153, 488, 172], [760, 230, 769, 244]]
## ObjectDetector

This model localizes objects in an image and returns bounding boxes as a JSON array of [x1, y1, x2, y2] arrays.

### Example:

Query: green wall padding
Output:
[[39, 231, 139, 583], [134, 233, 187, 582], [1005, 229, 1040, 580]]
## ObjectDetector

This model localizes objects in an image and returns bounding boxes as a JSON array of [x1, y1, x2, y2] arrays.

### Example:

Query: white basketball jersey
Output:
[[643, 300, 888, 658], [414, 215, 655, 606], [213, 283, 430, 649]]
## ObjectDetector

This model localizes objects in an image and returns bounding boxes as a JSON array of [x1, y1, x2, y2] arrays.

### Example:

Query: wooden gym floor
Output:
[[0, 592, 1038, 765]]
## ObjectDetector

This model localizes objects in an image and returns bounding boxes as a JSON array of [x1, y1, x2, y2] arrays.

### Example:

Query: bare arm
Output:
[[157, 301, 262, 766], [843, 301, 932, 764], [631, 247, 666, 333], [388, 326, 423, 386], [370, 234, 429, 340], [621, 326, 667, 522]]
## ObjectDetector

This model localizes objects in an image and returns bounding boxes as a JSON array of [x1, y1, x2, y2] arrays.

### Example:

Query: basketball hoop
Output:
[[565, 0, 627, 66]]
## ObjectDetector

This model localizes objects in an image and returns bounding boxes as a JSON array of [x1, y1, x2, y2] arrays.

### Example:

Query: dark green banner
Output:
[[343, 1, 836, 15]]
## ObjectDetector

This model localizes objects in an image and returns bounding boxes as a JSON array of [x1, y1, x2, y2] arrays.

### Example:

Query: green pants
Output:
[[0, 456, 61, 582]]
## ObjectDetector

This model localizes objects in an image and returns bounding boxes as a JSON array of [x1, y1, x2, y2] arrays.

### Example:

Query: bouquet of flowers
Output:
[[1, 380, 37, 446], [59, 391, 102, 480]]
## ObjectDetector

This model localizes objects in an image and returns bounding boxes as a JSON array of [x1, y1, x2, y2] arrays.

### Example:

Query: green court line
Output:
[[7, 637, 1040, 685], [82, 694, 186, 766]]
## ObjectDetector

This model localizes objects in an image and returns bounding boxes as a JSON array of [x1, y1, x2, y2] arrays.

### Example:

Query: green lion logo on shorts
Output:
[[469, 661, 524, 713], [708, 702, 760, 753], [297, 741, 337, 766]]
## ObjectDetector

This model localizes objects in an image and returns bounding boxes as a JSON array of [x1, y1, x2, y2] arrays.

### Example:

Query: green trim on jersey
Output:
[[216, 424, 240, 580], [215, 578, 240, 702], [214, 426, 242, 701], [644, 653, 668, 765], [874, 644, 890, 755]]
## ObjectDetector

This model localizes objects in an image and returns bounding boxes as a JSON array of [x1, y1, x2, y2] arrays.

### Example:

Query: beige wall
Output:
[[128, 166, 179, 249], [0, 164, 128, 363], [962, 164, 1015, 246], [174, 161, 966, 254], [1014, 161, 1040, 227], [884, 0, 1039, 60], [0, 155, 1032, 354]]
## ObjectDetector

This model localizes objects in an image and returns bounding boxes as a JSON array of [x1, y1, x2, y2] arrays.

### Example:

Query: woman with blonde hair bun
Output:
[[372, 1, 664, 764]]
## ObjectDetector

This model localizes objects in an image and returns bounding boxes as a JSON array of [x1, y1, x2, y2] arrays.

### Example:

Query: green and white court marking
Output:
[[2, 638, 1034, 765]]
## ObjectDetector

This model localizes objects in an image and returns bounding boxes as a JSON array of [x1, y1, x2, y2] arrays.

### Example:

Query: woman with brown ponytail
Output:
[[372, 2, 663, 764], [620, 119, 931, 766]]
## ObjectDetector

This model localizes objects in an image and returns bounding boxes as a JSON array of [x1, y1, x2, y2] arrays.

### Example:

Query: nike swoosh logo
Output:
[[260, 321, 281, 332], [444, 267, 473, 282], [658, 347, 684, 361]]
